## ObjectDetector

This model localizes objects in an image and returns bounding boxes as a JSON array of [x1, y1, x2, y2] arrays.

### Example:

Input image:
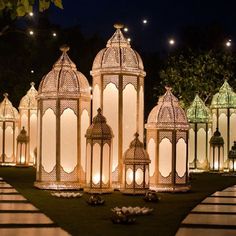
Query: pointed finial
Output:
[[30, 82, 35, 87], [134, 132, 139, 138], [60, 45, 70, 53], [165, 86, 172, 92], [97, 108, 102, 114], [114, 23, 124, 29], [3, 93, 8, 98]]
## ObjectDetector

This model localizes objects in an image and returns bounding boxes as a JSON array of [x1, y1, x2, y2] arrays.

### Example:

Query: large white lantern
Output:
[[84, 108, 113, 193], [187, 94, 212, 170], [91, 24, 146, 188], [18, 82, 38, 165], [122, 133, 150, 195], [34, 46, 91, 190], [210, 80, 236, 168], [145, 87, 190, 192], [0, 93, 19, 165]]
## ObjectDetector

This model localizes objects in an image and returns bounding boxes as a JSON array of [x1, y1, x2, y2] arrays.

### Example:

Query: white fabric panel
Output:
[[219, 113, 227, 161], [92, 143, 101, 184], [36, 110, 41, 171], [0, 127, 2, 156], [145, 167, 149, 185], [230, 113, 236, 149], [86, 144, 91, 184], [176, 138, 187, 177], [197, 128, 206, 163], [147, 138, 156, 177], [139, 86, 144, 142], [188, 128, 195, 164], [135, 168, 143, 185], [5, 125, 13, 159], [102, 143, 110, 184], [30, 113, 37, 163], [92, 84, 100, 118], [126, 168, 133, 185], [21, 113, 28, 131], [159, 138, 172, 177]]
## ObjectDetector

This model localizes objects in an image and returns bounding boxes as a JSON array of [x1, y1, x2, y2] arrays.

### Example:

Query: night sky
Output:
[[48, 0, 236, 52]]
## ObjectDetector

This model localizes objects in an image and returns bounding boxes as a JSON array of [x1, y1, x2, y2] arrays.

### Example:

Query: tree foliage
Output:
[[160, 49, 236, 107], [0, 0, 63, 18]]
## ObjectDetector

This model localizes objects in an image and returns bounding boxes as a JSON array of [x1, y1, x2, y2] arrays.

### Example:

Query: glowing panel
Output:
[[147, 138, 156, 176], [197, 128, 206, 164], [42, 108, 56, 173], [145, 167, 149, 185], [92, 143, 101, 184], [219, 113, 227, 161], [86, 144, 91, 184], [81, 109, 90, 173], [0, 127, 2, 156], [30, 113, 37, 163], [139, 86, 144, 142], [159, 138, 172, 177], [212, 112, 217, 134], [60, 108, 77, 173], [5, 125, 13, 159], [135, 168, 143, 185], [230, 113, 236, 148], [36, 110, 41, 171], [103, 83, 118, 174], [188, 128, 195, 164], [176, 138, 187, 177], [102, 143, 110, 184], [123, 84, 137, 154], [126, 168, 133, 185], [92, 84, 100, 118], [21, 113, 28, 131]]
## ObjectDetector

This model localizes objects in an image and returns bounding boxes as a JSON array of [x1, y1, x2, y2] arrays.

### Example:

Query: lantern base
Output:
[[83, 187, 113, 194], [34, 181, 81, 190], [121, 188, 149, 195], [0, 162, 16, 167], [150, 184, 190, 193]]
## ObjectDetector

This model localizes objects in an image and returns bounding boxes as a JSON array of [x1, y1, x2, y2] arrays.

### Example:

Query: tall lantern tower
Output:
[[91, 24, 146, 188], [210, 80, 236, 168], [145, 87, 190, 192], [35, 46, 91, 190], [187, 94, 212, 170], [18, 82, 38, 165]]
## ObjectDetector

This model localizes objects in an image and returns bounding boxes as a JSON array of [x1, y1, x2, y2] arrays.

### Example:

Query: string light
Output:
[[52, 32, 57, 37], [124, 27, 128, 32], [29, 12, 34, 17], [169, 39, 175, 45], [127, 38, 131, 42], [29, 30, 34, 36], [226, 39, 232, 47], [142, 19, 148, 24]]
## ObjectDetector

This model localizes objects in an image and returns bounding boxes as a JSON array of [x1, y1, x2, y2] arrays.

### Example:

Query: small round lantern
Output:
[[228, 141, 236, 172], [16, 127, 29, 166], [122, 133, 150, 194], [209, 128, 224, 171], [84, 108, 113, 193]]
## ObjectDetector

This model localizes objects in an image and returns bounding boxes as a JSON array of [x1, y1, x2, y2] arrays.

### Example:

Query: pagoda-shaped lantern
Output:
[[84, 108, 113, 193], [16, 127, 29, 166], [145, 87, 190, 192], [187, 94, 212, 170], [91, 24, 146, 188], [210, 80, 236, 168], [122, 133, 150, 195], [0, 93, 19, 165], [18, 82, 38, 165], [228, 141, 236, 172], [34, 46, 91, 190], [209, 129, 224, 171]]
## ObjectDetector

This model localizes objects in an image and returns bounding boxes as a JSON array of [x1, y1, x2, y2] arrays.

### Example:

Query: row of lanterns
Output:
[[1, 24, 236, 195]]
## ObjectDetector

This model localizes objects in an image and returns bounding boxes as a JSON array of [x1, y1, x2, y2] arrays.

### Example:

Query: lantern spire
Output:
[[3, 93, 8, 98], [113, 23, 124, 29], [60, 44, 70, 53]]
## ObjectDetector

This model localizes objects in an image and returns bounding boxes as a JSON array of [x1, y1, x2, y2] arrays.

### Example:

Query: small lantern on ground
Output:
[[122, 133, 150, 194], [84, 108, 113, 193], [209, 128, 224, 171], [16, 127, 29, 166], [229, 141, 236, 172]]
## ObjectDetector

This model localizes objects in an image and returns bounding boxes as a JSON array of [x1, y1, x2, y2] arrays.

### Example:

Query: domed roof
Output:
[[91, 24, 145, 76], [85, 108, 113, 139], [38, 46, 90, 99], [19, 82, 38, 110], [187, 94, 211, 123], [145, 87, 189, 130], [0, 93, 19, 121], [211, 80, 236, 109], [210, 128, 224, 146], [123, 133, 150, 164]]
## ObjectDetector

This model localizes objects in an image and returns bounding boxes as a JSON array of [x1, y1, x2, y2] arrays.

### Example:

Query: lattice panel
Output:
[[159, 131, 172, 143], [158, 172, 172, 184], [122, 75, 137, 90], [175, 172, 187, 184], [41, 165, 56, 182], [60, 100, 78, 115], [176, 131, 187, 142], [60, 165, 78, 181], [103, 75, 119, 90], [42, 100, 56, 115]]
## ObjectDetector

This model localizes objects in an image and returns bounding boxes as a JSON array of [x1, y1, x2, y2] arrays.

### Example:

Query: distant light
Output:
[[226, 40, 232, 47], [169, 39, 175, 45], [124, 27, 128, 32], [143, 19, 148, 24], [29, 12, 34, 17], [30, 70, 34, 74], [127, 38, 131, 42], [29, 30, 34, 36], [52, 32, 57, 37]]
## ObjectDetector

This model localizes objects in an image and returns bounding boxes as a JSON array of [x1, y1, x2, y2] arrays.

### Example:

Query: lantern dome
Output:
[[17, 127, 29, 143], [91, 24, 145, 75], [210, 128, 224, 146], [211, 80, 236, 109], [19, 82, 38, 110], [146, 87, 189, 130], [86, 108, 113, 139], [187, 94, 211, 123], [0, 93, 19, 121], [124, 133, 150, 164], [229, 141, 236, 160], [38, 46, 90, 99]]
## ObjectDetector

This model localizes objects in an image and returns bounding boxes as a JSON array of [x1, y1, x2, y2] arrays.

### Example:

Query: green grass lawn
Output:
[[0, 167, 235, 236]]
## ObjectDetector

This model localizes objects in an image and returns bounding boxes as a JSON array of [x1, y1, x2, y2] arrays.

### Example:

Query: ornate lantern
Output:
[[187, 94, 211, 170], [145, 87, 190, 192], [84, 108, 113, 193], [0, 93, 19, 165], [18, 82, 38, 165], [34, 46, 91, 190], [210, 80, 236, 168], [209, 128, 224, 171], [91, 24, 146, 188], [16, 127, 29, 165], [122, 133, 150, 194], [228, 141, 236, 172]]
